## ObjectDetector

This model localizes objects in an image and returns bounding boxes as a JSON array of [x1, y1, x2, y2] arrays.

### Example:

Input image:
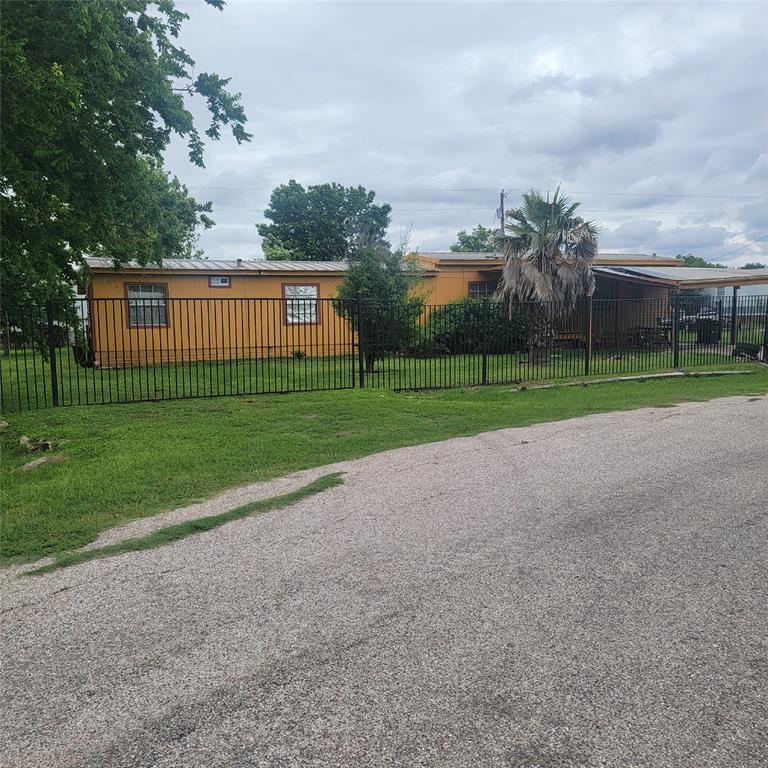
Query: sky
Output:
[[164, 0, 768, 265]]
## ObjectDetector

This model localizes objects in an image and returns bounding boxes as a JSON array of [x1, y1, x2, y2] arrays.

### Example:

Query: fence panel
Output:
[[1, 293, 766, 412]]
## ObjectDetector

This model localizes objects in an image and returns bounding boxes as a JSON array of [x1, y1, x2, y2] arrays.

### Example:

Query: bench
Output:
[[732, 342, 762, 361]]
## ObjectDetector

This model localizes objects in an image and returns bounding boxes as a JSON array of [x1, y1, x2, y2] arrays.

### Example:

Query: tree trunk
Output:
[[527, 308, 554, 364]]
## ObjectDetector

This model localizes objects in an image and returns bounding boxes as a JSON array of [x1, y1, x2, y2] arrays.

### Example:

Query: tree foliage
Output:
[[740, 262, 767, 269], [334, 239, 424, 372], [677, 253, 725, 269], [0, 0, 250, 308], [496, 188, 599, 311], [258, 181, 392, 261], [678, 253, 725, 268], [450, 225, 495, 253]]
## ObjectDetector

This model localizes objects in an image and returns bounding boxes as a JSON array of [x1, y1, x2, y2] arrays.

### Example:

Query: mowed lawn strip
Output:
[[25, 473, 345, 576], [3, 366, 767, 565]]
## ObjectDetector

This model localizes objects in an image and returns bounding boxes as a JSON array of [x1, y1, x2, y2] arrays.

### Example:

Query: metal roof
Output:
[[417, 251, 677, 263], [594, 265, 768, 288], [85, 257, 349, 272]]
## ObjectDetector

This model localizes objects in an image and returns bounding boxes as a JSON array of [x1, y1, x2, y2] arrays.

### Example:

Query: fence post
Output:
[[355, 293, 365, 389], [481, 297, 489, 385], [46, 301, 60, 407], [763, 295, 768, 361], [672, 290, 680, 368], [730, 286, 739, 346], [583, 296, 593, 376]]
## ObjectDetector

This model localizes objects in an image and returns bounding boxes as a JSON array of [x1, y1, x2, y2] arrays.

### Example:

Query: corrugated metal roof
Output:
[[85, 257, 349, 272], [595, 265, 768, 287]]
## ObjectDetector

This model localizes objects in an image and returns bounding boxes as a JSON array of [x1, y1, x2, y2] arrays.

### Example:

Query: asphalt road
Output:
[[3, 395, 768, 768]]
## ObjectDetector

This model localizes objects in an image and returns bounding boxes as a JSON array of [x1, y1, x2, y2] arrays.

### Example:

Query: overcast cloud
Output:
[[165, 0, 768, 265]]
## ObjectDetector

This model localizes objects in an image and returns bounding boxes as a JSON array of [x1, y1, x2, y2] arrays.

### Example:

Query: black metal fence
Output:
[[1, 293, 766, 411]]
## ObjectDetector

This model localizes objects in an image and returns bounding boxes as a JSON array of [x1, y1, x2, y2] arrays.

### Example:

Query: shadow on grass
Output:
[[25, 472, 345, 577]]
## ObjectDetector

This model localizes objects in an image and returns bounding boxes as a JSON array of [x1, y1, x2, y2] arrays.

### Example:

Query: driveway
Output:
[[2, 395, 767, 767]]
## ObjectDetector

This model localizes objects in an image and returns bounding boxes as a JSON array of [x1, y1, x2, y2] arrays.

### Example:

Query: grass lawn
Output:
[[2, 365, 767, 565], [1, 345, 740, 411]]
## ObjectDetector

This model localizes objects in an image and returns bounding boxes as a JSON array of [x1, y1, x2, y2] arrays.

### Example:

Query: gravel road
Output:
[[2, 395, 767, 767]]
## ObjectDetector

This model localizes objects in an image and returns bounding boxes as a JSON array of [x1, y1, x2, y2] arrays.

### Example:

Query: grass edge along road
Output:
[[3, 366, 768, 566], [25, 473, 345, 576]]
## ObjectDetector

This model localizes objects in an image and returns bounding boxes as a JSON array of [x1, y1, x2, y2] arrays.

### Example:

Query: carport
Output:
[[589, 266, 768, 363]]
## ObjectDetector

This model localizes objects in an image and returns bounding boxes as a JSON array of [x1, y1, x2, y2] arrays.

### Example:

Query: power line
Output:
[[209, 207, 768, 215], [185, 183, 766, 201], [718, 233, 768, 259]]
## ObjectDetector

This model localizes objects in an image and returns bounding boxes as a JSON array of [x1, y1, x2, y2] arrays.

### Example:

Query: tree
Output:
[[257, 181, 392, 261], [495, 187, 598, 361], [450, 225, 495, 253], [740, 262, 767, 269], [1, 0, 250, 311], [678, 253, 725, 268], [334, 238, 424, 373]]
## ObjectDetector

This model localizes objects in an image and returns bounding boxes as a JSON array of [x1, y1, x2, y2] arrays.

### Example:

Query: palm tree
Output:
[[495, 187, 599, 362]]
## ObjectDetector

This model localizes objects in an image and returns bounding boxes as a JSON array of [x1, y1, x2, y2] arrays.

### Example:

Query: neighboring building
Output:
[[81, 253, 768, 367]]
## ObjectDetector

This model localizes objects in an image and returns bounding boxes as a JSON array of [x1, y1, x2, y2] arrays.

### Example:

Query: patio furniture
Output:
[[625, 325, 671, 351], [732, 342, 761, 361]]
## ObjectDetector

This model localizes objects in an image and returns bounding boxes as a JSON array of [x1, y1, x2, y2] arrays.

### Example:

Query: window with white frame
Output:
[[209, 276, 231, 288], [283, 284, 318, 324], [126, 284, 168, 327]]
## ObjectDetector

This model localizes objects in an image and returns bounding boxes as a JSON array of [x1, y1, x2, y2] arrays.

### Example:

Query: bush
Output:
[[425, 298, 529, 355]]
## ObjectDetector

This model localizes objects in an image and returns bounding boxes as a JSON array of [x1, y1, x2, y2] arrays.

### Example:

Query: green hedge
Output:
[[422, 298, 530, 355]]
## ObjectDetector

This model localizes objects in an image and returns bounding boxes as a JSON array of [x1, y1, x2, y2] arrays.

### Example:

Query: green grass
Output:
[[1, 345, 740, 411], [25, 472, 344, 576], [3, 365, 767, 566]]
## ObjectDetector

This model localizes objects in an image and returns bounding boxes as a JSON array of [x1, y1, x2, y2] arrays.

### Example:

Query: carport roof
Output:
[[594, 265, 768, 289]]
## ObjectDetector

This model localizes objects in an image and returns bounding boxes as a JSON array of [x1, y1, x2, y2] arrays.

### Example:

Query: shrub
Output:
[[426, 298, 529, 355]]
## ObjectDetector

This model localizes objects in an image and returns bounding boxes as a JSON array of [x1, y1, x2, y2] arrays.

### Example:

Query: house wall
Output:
[[420, 264, 501, 304], [88, 271, 352, 367]]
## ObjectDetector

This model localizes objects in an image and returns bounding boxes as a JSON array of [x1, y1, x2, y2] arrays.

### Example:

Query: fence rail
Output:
[[2, 293, 766, 411]]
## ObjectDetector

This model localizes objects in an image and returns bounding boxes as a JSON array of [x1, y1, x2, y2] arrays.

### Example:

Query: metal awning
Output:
[[594, 266, 768, 289]]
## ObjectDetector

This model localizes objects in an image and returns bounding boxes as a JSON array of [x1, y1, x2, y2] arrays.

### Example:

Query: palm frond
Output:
[[499, 187, 599, 311]]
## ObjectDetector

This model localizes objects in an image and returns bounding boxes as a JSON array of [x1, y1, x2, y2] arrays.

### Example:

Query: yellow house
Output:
[[82, 252, 767, 367], [80, 252, 677, 367]]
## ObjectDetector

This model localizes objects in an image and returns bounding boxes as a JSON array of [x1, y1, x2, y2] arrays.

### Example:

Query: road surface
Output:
[[3, 395, 767, 767]]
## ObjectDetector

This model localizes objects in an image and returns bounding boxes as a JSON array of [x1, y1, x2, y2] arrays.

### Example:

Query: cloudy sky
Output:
[[164, 0, 768, 265]]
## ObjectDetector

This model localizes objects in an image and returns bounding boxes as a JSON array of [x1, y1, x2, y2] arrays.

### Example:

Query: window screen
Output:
[[284, 284, 318, 324], [126, 284, 168, 327]]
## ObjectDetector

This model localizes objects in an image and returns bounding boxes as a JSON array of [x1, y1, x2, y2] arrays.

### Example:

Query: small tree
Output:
[[495, 188, 599, 362], [335, 238, 424, 373]]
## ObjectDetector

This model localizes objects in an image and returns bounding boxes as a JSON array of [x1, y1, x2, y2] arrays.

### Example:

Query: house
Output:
[[81, 253, 768, 367]]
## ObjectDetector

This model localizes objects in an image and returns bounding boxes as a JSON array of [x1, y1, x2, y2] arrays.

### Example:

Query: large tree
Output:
[[495, 188, 599, 361], [450, 224, 495, 253], [258, 181, 392, 261], [1, 0, 250, 308]]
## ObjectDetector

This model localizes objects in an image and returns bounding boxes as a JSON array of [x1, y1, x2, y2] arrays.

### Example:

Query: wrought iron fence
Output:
[[1, 293, 766, 411]]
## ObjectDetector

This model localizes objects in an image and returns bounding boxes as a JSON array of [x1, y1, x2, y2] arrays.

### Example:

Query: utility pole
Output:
[[499, 189, 506, 234]]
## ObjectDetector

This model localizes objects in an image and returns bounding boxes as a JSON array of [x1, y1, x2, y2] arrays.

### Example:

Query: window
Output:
[[126, 284, 168, 327], [283, 284, 319, 324], [209, 276, 231, 288], [468, 280, 498, 298]]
